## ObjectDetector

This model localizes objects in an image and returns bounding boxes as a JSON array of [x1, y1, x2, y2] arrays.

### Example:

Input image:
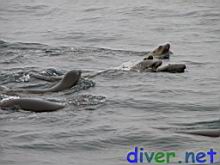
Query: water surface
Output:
[[0, 0, 220, 164]]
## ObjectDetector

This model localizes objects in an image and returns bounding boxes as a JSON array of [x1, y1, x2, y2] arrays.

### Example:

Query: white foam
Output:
[[0, 96, 20, 103], [114, 60, 139, 71]]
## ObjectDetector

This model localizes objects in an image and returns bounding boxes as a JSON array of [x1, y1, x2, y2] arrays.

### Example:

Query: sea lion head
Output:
[[62, 70, 81, 87], [151, 43, 172, 59], [0, 97, 20, 110]]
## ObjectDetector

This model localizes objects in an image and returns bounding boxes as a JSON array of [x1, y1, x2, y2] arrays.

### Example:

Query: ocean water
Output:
[[0, 0, 220, 165]]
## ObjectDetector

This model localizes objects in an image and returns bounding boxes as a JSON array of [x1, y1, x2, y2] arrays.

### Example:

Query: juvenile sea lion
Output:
[[147, 43, 172, 59], [0, 98, 65, 112], [6, 70, 81, 94]]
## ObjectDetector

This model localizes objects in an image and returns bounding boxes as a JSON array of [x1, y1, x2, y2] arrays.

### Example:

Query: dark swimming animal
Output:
[[180, 129, 220, 138], [3, 70, 81, 94], [131, 56, 186, 73], [146, 43, 172, 59], [0, 97, 65, 112]]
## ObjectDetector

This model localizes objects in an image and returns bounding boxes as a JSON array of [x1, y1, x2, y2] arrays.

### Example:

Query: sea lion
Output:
[[6, 70, 81, 94], [0, 97, 65, 112], [181, 129, 220, 138], [130, 58, 162, 72], [147, 43, 172, 59], [156, 64, 186, 73], [131, 55, 186, 73]]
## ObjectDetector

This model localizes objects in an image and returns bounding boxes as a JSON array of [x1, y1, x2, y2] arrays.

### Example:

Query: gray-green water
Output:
[[0, 0, 220, 164]]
